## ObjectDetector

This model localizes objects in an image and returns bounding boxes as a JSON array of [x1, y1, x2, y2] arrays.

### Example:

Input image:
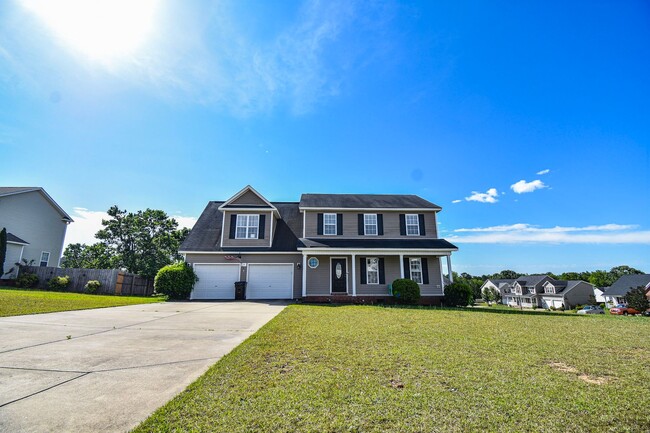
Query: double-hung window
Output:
[[39, 251, 50, 267], [364, 214, 378, 235], [410, 258, 423, 284], [366, 258, 379, 284], [405, 214, 420, 236], [323, 213, 337, 235], [235, 214, 259, 239]]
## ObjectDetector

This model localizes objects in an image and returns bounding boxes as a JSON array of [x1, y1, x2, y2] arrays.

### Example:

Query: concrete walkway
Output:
[[0, 301, 287, 433]]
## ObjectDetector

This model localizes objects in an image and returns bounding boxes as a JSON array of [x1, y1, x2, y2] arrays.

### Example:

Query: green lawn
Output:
[[0, 287, 165, 317], [135, 305, 650, 433]]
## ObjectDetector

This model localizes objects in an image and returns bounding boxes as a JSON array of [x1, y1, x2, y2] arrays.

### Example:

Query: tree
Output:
[[61, 243, 115, 269], [589, 270, 614, 288], [492, 270, 524, 280], [624, 286, 649, 313], [609, 265, 643, 280], [0, 228, 6, 276], [481, 286, 499, 306], [95, 206, 189, 279]]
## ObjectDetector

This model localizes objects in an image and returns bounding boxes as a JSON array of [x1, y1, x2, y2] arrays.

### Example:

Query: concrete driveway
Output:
[[0, 301, 287, 433]]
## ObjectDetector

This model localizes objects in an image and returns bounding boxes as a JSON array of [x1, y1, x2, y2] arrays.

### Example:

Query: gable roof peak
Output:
[[219, 185, 278, 213]]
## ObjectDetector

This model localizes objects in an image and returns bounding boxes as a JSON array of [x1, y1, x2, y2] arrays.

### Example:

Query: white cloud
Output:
[[449, 223, 650, 244], [452, 199, 462, 204], [537, 169, 550, 175], [65, 208, 197, 247], [510, 179, 547, 194], [465, 188, 498, 203]]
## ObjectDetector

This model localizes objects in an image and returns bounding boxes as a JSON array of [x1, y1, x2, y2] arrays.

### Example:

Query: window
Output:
[[40, 251, 50, 267], [366, 258, 379, 284], [410, 258, 422, 284], [364, 214, 378, 235], [405, 214, 420, 236], [323, 213, 337, 235], [235, 214, 259, 239], [544, 285, 554, 294], [308, 257, 319, 269]]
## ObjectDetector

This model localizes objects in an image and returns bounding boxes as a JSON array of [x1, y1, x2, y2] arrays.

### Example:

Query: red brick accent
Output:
[[301, 295, 442, 306]]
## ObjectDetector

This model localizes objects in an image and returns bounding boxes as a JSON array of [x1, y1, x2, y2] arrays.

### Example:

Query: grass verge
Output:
[[135, 304, 650, 433], [0, 287, 165, 317]]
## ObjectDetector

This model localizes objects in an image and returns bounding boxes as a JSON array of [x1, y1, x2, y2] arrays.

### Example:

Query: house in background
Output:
[[602, 274, 650, 306], [180, 185, 458, 303], [480, 278, 516, 305], [0, 187, 73, 278]]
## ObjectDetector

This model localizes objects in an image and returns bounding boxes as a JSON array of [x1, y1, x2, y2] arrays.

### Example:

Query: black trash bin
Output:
[[234, 281, 247, 300]]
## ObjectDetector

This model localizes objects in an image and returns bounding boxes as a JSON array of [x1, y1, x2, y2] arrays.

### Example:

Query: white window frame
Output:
[[410, 258, 423, 284], [366, 257, 379, 285], [364, 214, 378, 236], [544, 284, 554, 294], [235, 214, 260, 239], [323, 213, 337, 236], [405, 214, 420, 236], [40, 251, 50, 267]]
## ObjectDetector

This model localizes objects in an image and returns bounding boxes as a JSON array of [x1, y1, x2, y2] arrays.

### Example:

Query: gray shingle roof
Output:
[[604, 274, 650, 297], [515, 275, 550, 287], [299, 194, 441, 209], [299, 238, 457, 250], [6, 233, 29, 244]]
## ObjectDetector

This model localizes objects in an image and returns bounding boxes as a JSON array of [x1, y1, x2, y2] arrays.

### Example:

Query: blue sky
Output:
[[1, 0, 649, 275]]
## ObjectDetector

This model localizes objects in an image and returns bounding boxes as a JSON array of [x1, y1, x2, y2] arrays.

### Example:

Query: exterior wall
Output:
[[185, 253, 302, 298], [2, 243, 24, 279], [303, 210, 439, 238], [0, 191, 68, 268], [563, 282, 595, 308], [221, 210, 273, 248], [230, 190, 269, 206], [305, 254, 338, 295]]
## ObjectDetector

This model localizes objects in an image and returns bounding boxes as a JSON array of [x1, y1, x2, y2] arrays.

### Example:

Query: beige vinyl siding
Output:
[[303, 210, 438, 238], [0, 191, 68, 268], [230, 190, 269, 206], [563, 282, 596, 307], [185, 253, 302, 298], [305, 254, 337, 295], [356, 256, 400, 296], [222, 211, 272, 247]]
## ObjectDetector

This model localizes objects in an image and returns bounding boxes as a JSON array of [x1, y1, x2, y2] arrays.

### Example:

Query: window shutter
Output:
[[258, 215, 266, 239], [399, 214, 406, 235], [377, 214, 384, 236], [229, 214, 237, 239], [403, 257, 410, 279], [360, 257, 367, 284], [422, 258, 429, 284], [358, 214, 364, 235], [379, 258, 385, 284], [317, 213, 323, 235], [418, 214, 426, 236], [337, 214, 343, 235]]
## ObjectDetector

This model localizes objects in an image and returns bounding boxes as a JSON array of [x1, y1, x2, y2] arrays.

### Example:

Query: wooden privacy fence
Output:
[[24, 266, 154, 296]]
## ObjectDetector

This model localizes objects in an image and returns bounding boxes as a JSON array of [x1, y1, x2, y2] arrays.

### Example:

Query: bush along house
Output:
[[180, 186, 458, 304]]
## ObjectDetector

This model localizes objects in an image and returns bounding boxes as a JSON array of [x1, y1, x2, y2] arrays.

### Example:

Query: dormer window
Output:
[[323, 213, 337, 235], [544, 284, 555, 294], [236, 214, 259, 239]]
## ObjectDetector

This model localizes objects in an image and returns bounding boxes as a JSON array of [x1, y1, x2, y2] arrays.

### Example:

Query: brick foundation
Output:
[[301, 295, 443, 306]]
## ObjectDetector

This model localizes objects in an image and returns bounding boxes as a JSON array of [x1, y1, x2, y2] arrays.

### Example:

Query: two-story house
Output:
[[480, 278, 516, 305], [486, 274, 595, 309], [0, 187, 73, 278], [180, 186, 458, 303]]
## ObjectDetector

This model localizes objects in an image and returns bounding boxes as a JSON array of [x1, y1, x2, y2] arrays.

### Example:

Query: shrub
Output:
[[444, 281, 474, 307], [391, 279, 420, 304], [550, 306, 557, 311], [599, 303, 606, 309], [85, 280, 102, 294], [16, 273, 39, 288], [48, 275, 71, 291], [625, 286, 650, 313], [154, 261, 198, 300]]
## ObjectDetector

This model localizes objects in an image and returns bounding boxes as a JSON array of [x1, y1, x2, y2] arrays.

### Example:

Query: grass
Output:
[[135, 304, 650, 433], [0, 287, 165, 317]]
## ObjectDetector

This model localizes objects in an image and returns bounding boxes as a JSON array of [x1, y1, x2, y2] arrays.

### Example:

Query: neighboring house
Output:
[[480, 278, 516, 305], [602, 274, 650, 306], [481, 275, 595, 309], [593, 287, 607, 303], [180, 185, 458, 303], [0, 187, 73, 278]]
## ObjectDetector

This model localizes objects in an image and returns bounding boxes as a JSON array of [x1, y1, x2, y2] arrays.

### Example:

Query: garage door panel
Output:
[[191, 264, 239, 300], [247, 264, 293, 299]]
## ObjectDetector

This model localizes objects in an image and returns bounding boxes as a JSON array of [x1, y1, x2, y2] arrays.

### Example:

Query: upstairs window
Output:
[[406, 214, 420, 236], [366, 258, 379, 284], [410, 258, 423, 284], [323, 213, 337, 235], [544, 285, 554, 294], [364, 214, 378, 235], [235, 214, 259, 239], [40, 251, 50, 267]]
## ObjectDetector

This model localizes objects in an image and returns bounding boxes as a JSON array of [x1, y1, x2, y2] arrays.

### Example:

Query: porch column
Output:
[[351, 253, 357, 296], [302, 253, 307, 297], [447, 254, 453, 282], [399, 254, 404, 278]]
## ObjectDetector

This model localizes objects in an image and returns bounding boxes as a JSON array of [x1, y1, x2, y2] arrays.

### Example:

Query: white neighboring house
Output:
[[593, 287, 607, 303], [602, 274, 650, 307], [480, 278, 516, 305], [0, 187, 73, 278]]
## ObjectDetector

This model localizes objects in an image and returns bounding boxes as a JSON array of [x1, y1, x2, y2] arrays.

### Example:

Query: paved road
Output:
[[0, 301, 287, 433]]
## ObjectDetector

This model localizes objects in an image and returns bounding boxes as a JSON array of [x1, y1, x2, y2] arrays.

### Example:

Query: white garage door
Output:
[[246, 264, 293, 299], [191, 264, 240, 300]]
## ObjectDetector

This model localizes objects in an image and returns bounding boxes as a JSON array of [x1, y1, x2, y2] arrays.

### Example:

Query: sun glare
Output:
[[21, 0, 159, 65]]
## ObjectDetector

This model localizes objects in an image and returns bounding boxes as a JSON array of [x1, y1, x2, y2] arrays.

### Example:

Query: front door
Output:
[[331, 258, 347, 293]]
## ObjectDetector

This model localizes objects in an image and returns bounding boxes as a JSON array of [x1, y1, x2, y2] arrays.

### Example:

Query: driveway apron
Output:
[[0, 301, 287, 433]]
